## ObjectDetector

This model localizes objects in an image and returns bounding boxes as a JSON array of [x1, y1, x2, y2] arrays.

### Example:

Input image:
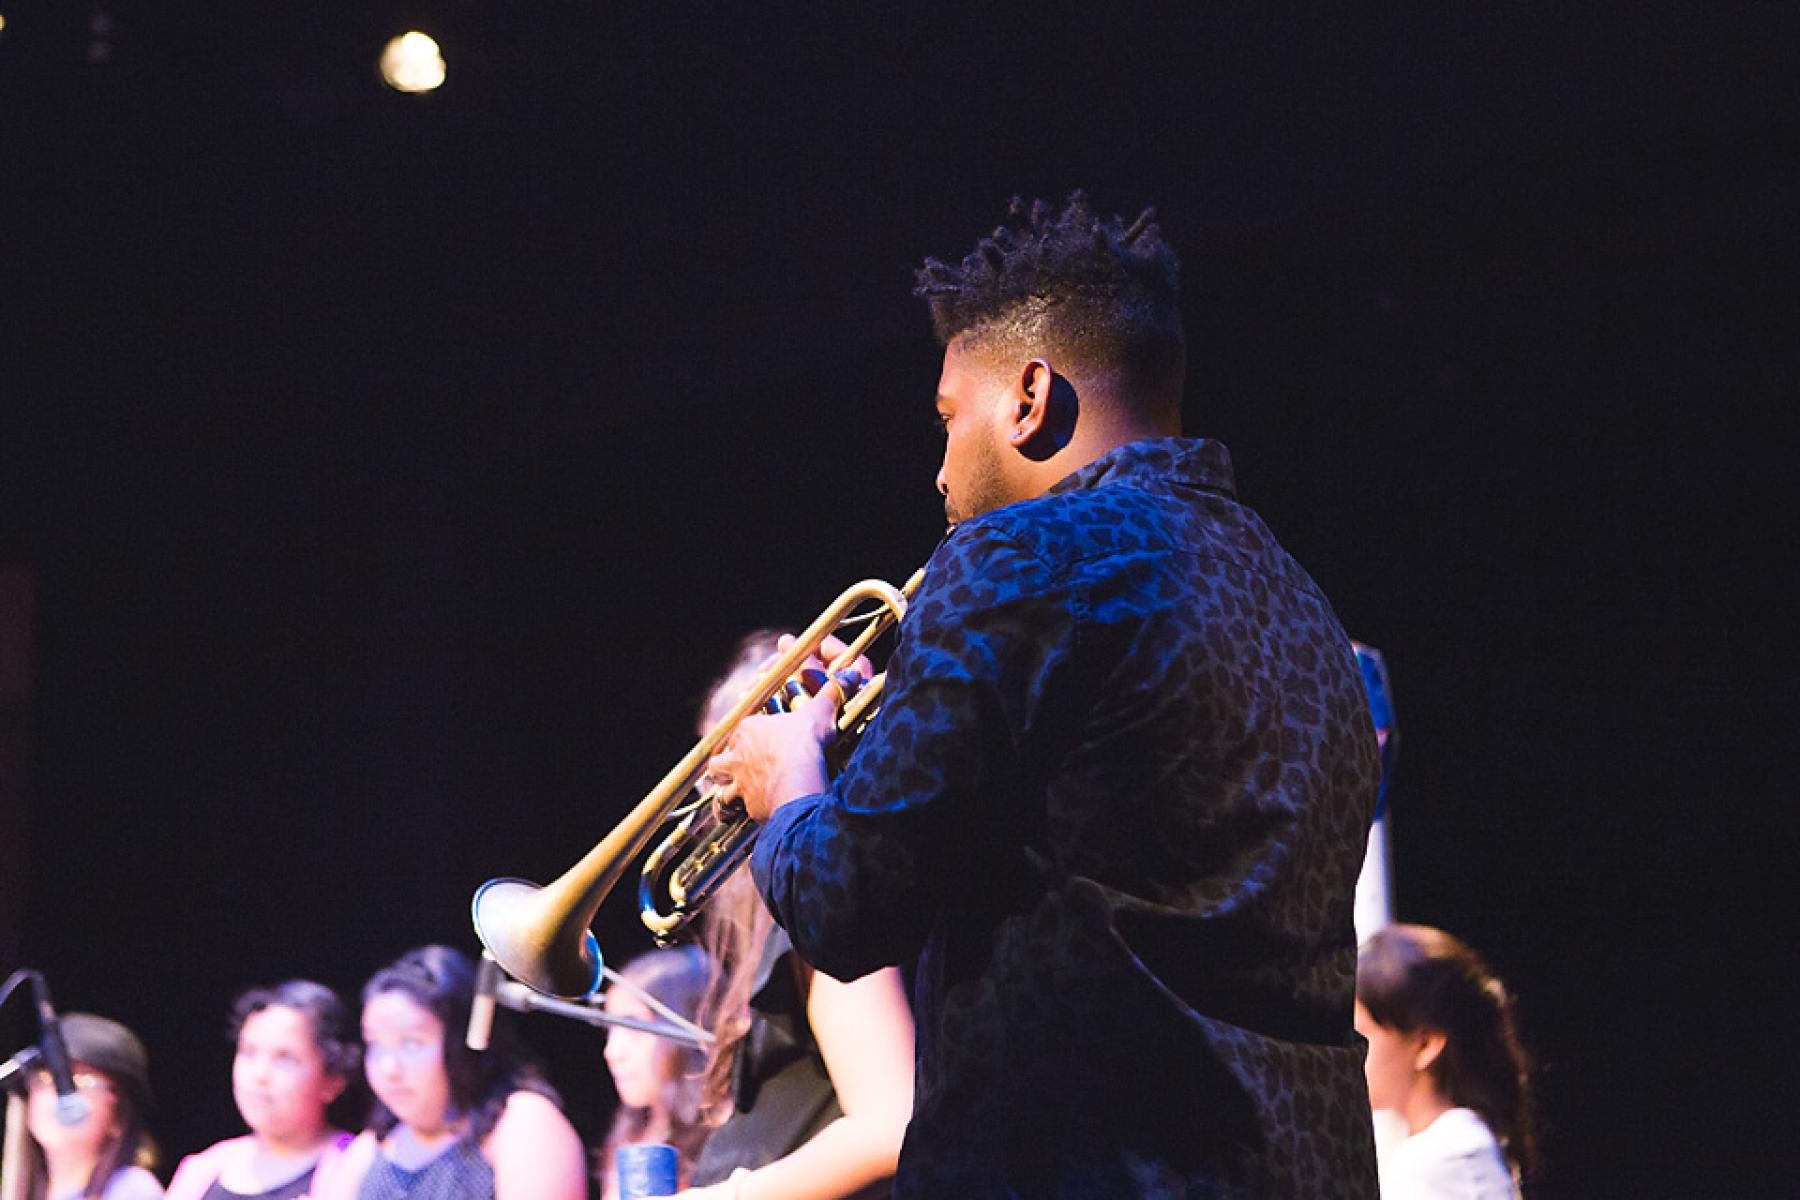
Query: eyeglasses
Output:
[[27, 1069, 114, 1094], [363, 1037, 441, 1067]]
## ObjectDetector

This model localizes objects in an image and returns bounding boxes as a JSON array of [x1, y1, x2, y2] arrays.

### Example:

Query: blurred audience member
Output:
[[1356, 925, 1539, 1200], [320, 946, 585, 1200], [16, 1013, 163, 1200], [594, 948, 711, 1200], [165, 981, 357, 1200], [678, 631, 913, 1200]]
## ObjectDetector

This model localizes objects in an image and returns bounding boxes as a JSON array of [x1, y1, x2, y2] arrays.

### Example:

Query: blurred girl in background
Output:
[[676, 631, 914, 1200], [1356, 924, 1540, 1200], [165, 980, 357, 1200], [594, 948, 711, 1200], [320, 945, 585, 1200], [14, 1012, 163, 1200]]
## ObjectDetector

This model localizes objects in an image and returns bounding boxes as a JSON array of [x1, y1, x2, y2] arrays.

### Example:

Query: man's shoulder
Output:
[[965, 473, 1202, 569]]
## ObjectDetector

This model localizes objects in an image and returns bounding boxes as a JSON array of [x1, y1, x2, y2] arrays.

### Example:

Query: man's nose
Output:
[[935, 464, 948, 496]]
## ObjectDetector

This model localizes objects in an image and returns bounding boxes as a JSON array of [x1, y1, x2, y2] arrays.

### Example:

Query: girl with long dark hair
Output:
[[673, 631, 914, 1200], [1356, 925, 1540, 1200], [318, 946, 585, 1200]]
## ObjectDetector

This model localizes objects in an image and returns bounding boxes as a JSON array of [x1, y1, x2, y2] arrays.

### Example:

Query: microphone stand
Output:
[[0, 971, 42, 1090], [0, 1044, 44, 1089], [3, 1090, 26, 1200], [495, 988, 712, 1048], [1351, 642, 1400, 946], [2, 970, 74, 1200], [467, 954, 713, 1051], [1, 1050, 38, 1200]]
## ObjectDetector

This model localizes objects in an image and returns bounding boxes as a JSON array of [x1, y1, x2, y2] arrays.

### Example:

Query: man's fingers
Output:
[[757, 634, 873, 712]]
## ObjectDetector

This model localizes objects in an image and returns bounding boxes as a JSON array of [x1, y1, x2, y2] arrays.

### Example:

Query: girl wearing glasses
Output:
[[318, 946, 585, 1200], [16, 1012, 163, 1200]]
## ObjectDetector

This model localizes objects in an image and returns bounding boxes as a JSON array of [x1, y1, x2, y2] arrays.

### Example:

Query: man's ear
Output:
[[1009, 359, 1054, 444], [1010, 359, 1075, 460]]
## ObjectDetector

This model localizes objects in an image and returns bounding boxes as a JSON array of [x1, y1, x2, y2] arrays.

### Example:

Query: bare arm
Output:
[[679, 966, 914, 1200], [485, 1091, 590, 1200]]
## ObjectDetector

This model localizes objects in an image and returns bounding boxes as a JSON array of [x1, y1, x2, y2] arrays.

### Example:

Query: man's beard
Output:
[[944, 434, 1009, 526]]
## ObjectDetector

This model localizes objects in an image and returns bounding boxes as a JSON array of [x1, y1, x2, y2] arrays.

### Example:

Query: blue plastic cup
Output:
[[617, 1142, 680, 1199]]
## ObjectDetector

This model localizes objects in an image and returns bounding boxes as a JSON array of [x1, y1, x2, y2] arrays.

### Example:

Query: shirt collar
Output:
[[1045, 437, 1237, 500]]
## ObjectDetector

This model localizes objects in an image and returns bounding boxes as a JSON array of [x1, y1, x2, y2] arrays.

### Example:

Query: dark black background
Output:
[[2, 3, 1792, 1196]]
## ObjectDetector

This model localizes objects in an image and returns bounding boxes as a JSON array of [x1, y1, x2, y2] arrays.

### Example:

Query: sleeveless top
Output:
[[688, 929, 889, 1199], [165, 1133, 355, 1200], [199, 1170, 314, 1200], [354, 1141, 495, 1200]]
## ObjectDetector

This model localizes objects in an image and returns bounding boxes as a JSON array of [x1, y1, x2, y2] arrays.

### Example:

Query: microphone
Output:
[[31, 976, 90, 1126], [466, 953, 502, 1051], [492, 978, 538, 1014]]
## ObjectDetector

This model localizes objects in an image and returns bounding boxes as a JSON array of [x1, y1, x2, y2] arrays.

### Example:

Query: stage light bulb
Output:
[[380, 31, 445, 94]]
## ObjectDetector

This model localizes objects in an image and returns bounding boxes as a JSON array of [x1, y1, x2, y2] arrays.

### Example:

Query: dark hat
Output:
[[60, 1012, 154, 1112]]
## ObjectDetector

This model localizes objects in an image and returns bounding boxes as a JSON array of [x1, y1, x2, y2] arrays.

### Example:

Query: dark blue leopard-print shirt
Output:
[[752, 437, 1381, 1199]]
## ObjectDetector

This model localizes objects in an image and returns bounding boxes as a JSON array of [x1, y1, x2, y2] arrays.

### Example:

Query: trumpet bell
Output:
[[471, 877, 603, 1000]]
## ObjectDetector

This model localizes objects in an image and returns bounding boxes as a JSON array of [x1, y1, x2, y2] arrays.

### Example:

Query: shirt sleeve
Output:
[[751, 519, 1075, 980]]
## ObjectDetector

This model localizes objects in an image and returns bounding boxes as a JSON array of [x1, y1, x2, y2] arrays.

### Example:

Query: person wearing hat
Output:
[[17, 1012, 163, 1200]]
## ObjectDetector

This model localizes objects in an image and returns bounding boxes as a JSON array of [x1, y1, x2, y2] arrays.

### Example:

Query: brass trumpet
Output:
[[470, 570, 923, 999]]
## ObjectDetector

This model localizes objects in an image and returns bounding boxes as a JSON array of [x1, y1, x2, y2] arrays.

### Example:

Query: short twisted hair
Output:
[[914, 191, 1185, 394]]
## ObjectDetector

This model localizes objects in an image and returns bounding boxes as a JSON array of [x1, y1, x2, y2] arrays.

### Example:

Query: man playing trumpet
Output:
[[711, 192, 1381, 1199]]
